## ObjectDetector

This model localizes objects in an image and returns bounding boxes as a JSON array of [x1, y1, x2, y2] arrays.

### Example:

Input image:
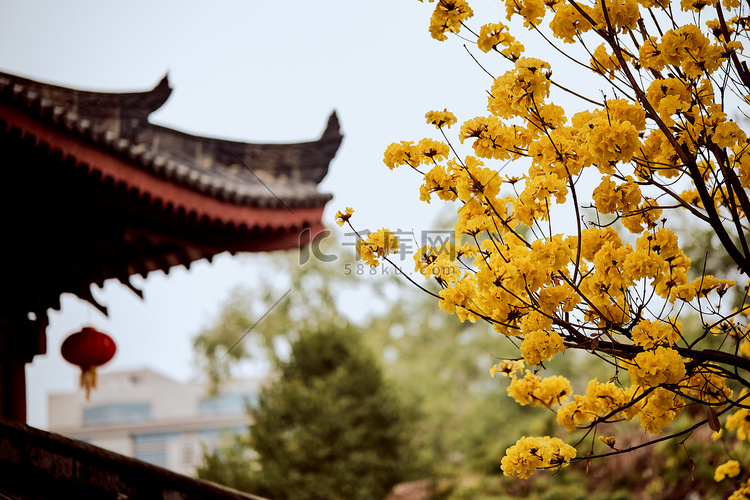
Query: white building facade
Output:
[[48, 368, 260, 476]]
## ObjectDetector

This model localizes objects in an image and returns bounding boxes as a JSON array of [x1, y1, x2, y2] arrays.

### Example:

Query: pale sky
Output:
[[0, 0, 507, 427]]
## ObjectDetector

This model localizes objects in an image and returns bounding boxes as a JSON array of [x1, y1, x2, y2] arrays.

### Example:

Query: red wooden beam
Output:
[[0, 101, 327, 233]]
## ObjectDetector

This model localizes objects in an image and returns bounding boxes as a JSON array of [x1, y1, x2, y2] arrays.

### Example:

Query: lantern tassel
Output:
[[80, 366, 98, 401]]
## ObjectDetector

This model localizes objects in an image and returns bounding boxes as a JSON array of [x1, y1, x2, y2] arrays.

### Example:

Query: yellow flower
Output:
[[593, 176, 623, 214], [630, 319, 681, 349], [437, 276, 481, 323], [356, 228, 400, 266], [356, 239, 378, 267], [384, 139, 449, 170], [417, 138, 450, 162], [629, 346, 686, 388], [590, 44, 623, 80], [727, 403, 750, 441], [334, 207, 354, 227], [459, 115, 527, 160], [713, 119, 746, 148], [740, 339, 750, 358], [490, 359, 525, 378], [729, 479, 750, 500], [681, 0, 713, 12], [639, 36, 664, 70], [645, 78, 691, 126], [576, 110, 641, 166], [488, 57, 552, 119], [556, 379, 639, 430], [550, 2, 593, 42], [420, 163, 458, 203], [682, 364, 732, 404], [428, 0, 473, 41], [504, 0, 546, 28], [477, 22, 522, 58], [425, 108, 457, 129], [657, 25, 726, 78], [507, 370, 572, 408], [621, 199, 662, 234], [638, 388, 684, 434], [715, 460, 742, 482], [520, 329, 565, 365], [589, 0, 640, 32], [598, 435, 616, 448], [501, 436, 576, 479], [384, 141, 421, 170]]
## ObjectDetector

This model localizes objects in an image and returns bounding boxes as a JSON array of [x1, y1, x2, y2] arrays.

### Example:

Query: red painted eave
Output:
[[0, 100, 327, 234]]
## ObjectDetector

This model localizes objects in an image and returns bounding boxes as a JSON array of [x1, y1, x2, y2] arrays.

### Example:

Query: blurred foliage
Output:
[[203, 326, 412, 500], [197, 434, 257, 493]]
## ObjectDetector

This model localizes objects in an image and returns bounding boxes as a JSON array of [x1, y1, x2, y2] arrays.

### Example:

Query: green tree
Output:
[[254, 327, 410, 500], [201, 326, 411, 500]]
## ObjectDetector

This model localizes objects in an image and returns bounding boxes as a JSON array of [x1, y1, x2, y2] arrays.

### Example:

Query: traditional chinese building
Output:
[[0, 71, 342, 423]]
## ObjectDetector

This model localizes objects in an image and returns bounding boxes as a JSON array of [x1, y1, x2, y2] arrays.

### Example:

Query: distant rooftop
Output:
[[0, 71, 342, 209]]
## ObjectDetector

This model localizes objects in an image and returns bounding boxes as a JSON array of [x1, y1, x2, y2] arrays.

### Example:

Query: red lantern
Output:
[[61, 327, 116, 399]]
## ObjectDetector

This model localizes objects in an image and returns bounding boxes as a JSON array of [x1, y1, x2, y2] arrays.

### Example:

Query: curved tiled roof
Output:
[[0, 71, 341, 211]]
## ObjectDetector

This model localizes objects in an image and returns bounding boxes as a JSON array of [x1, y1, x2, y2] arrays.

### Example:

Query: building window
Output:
[[198, 393, 257, 416], [132, 432, 181, 444], [133, 449, 168, 468], [83, 402, 151, 426], [132, 432, 181, 468], [183, 442, 196, 467]]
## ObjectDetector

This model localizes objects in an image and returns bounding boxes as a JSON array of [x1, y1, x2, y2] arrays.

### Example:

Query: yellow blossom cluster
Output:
[[488, 57, 553, 120], [640, 25, 739, 79], [477, 22, 524, 59], [598, 435, 616, 448], [590, 44, 625, 80], [630, 319, 681, 349], [729, 479, 750, 500], [682, 364, 733, 404], [425, 108, 457, 129], [334, 207, 354, 227], [501, 436, 577, 478], [715, 460, 742, 482], [727, 391, 750, 442], [425, 0, 473, 41], [384, 139, 450, 170], [628, 347, 686, 388], [489, 359, 525, 377], [503, 0, 548, 28], [637, 387, 685, 434], [505, 369, 573, 408], [362, 0, 750, 484], [356, 229, 400, 267], [413, 240, 464, 284], [519, 329, 565, 365], [556, 379, 639, 431]]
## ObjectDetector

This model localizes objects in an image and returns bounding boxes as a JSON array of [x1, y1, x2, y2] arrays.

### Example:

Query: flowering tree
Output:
[[337, 0, 750, 491]]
